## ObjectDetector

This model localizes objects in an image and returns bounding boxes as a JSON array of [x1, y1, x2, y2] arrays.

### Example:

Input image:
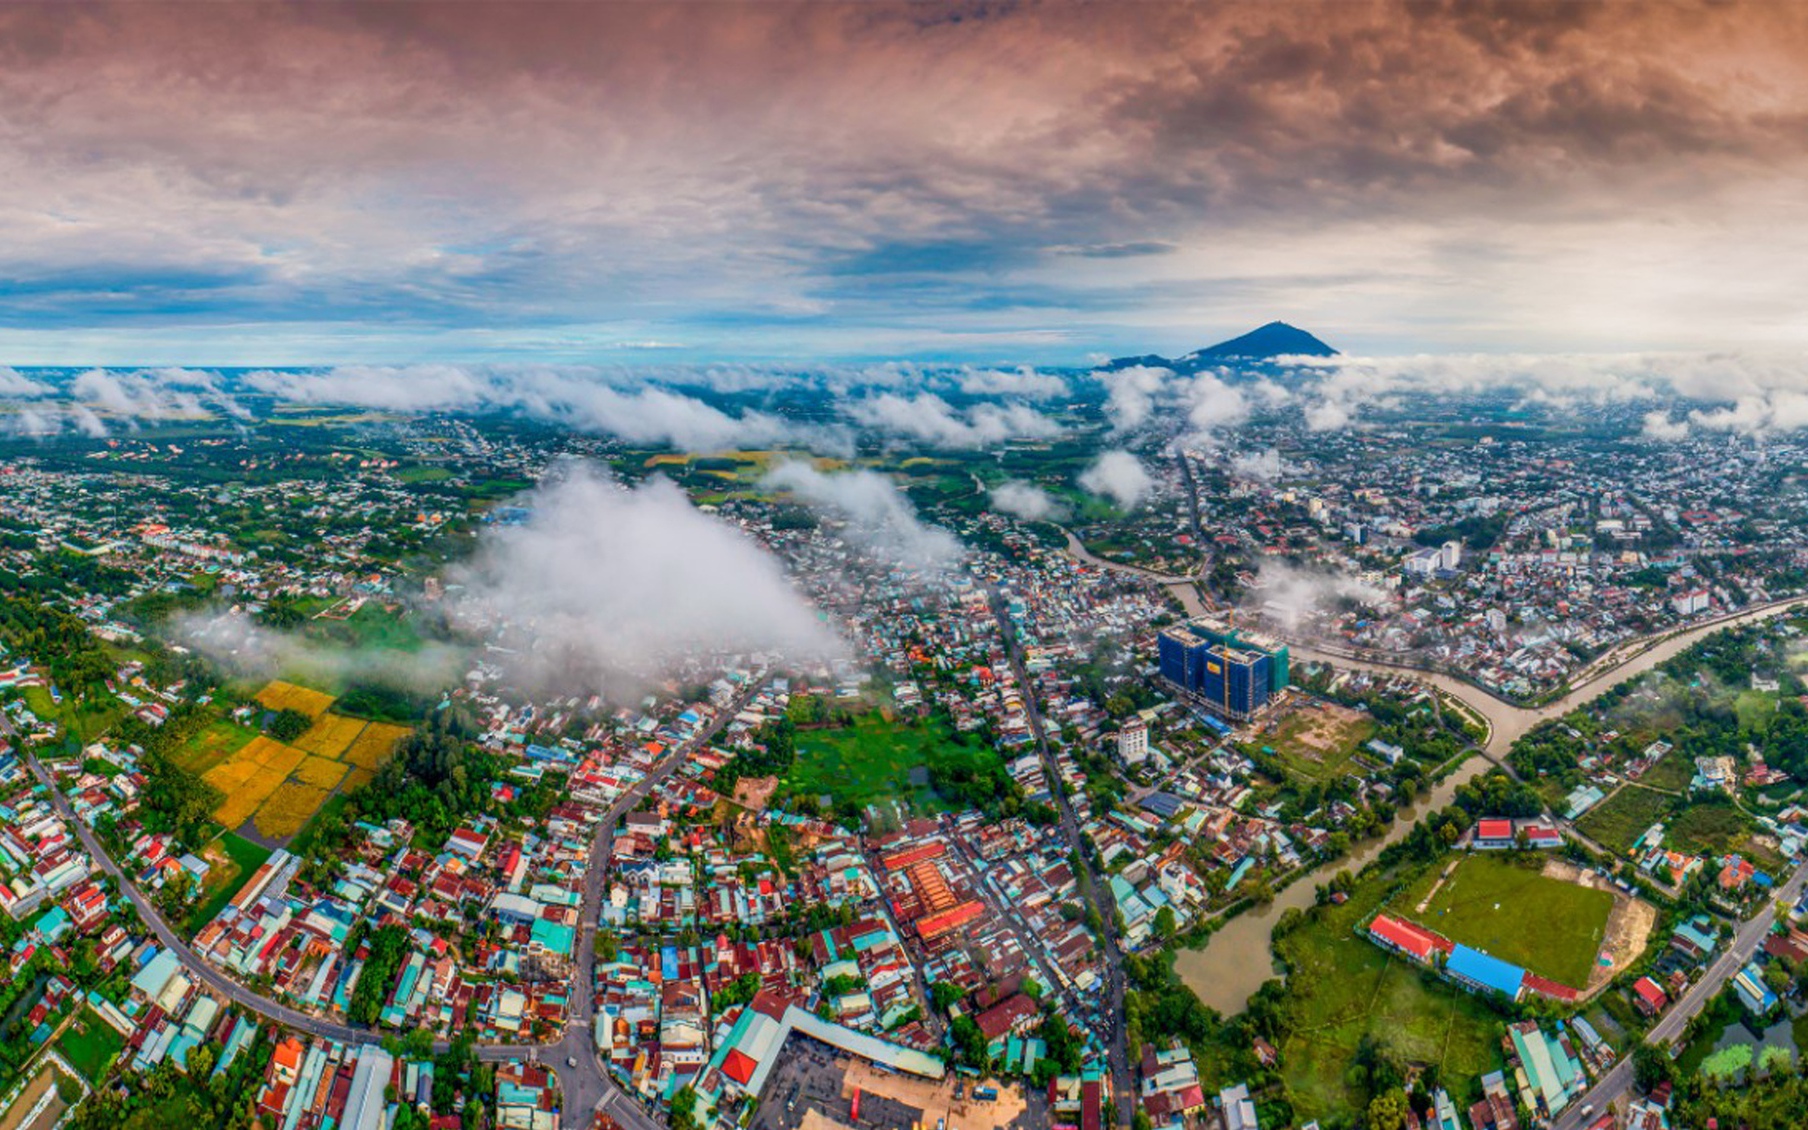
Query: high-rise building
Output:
[[1157, 618, 1289, 722]]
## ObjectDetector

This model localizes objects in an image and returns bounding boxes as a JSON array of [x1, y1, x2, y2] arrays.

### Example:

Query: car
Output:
[[568, 1056, 578, 1068]]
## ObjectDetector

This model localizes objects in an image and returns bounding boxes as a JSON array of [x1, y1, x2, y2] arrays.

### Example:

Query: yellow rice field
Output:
[[293, 756, 349, 791], [253, 781, 332, 839], [294, 713, 367, 757], [342, 722, 410, 771], [254, 680, 336, 719]]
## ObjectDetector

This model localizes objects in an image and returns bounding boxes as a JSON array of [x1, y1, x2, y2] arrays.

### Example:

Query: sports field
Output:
[[1400, 853, 1613, 989], [1274, 860, 1504, 1123]]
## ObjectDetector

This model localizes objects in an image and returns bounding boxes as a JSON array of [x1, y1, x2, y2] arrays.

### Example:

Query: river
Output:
[[1061, 529, 1808, 1013]]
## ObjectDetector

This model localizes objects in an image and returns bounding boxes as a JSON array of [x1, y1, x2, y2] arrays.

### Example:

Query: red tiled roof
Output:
[[1368, 914, 1450, 961], [1476, 819, 1513, 841]]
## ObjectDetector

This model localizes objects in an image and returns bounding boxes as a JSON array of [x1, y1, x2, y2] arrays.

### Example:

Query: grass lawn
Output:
[[1639, 750, 1695, 793], [1402, 854, 1613, 988], [1577, 786, 1674, 854], [1669, 803, 1773, 863], [1275, 861, 1504, 1124], [174, 716, 259, 775], [786, 711, 962, 812], [185, 831, 272, 934], [56, 1009, 124, 1083], [1734, 690, 1778, 732]]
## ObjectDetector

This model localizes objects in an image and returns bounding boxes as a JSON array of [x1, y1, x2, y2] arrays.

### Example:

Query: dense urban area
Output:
[[2, 343, 1808, 1130]]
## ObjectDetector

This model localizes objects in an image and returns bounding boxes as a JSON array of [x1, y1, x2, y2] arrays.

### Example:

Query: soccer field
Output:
[[1409, 854, 1614, 989]]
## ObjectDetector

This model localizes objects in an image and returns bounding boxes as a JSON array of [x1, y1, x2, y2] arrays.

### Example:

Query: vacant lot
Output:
[[1401, 853, 1614, 989], [1669, 802, 1775, 864], [255, 680, 335, 718], [1256, 701, 1376, 782], [1577, 785, 1673, 854], [187, 831, 272, 933], [1276, 861, 1504, 1124], [787, 711, 962, 812], [56, 1009, 124, 1083]]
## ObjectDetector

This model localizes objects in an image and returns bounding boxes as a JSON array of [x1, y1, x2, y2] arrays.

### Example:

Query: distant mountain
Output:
[[1103, 321, 1338, 374]]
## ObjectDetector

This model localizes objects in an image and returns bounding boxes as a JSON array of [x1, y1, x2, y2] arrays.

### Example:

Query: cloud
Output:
[[1099, 365, 1172, 433], [1249, 560, 1391, 632], [1641, 410, 1689, 441], [1079, 449, 1153, 509], [762, 461, 964, 571], [989, 480, 1066, 523], [247, 365, 797, 451], [1229, 448, 1289, 481], [448, 467, 843, 696], [0, 368, 50, 398], [175, 606, 469, 692], [1184, 373, 1250, 440], [957, 367, 1069, 400], [845, 392, 1061, 448]]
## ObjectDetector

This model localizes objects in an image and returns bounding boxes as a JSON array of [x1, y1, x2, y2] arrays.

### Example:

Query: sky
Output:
[[4, 1, 1808, 366]]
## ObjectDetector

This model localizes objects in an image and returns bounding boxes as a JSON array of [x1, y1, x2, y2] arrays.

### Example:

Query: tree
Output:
[[1634, 1043, 1675, 1093], [1366, 1089, 1408, 1130], [670, 1086, 700, 1130], [267, 708, 312, 742]]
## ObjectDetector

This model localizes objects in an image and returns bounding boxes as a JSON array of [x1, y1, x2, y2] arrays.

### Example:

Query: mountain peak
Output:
[[1184, 321, 1338, 361]]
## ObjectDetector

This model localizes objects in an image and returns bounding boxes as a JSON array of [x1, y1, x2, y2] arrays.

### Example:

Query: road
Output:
[[987, 586, 1135, 1126], [0, 681, 759, 1130], [1552, 857, 1808, 1130]]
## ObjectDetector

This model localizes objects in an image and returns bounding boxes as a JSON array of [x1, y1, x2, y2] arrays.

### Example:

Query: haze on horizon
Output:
[[3, 1, 1808, 367]]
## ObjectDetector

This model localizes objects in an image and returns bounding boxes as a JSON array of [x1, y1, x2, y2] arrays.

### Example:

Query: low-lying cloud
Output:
[[1079, 449, 1153, 509], [762, 461, 964, 571], [846, 392, 1061, 449], [989, 480, 1066, 523], [449, 467, 843, 696]]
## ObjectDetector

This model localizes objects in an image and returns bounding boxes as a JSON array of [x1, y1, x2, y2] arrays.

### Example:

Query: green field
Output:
[[1669, 802, 1773, 864], [1401, 854, 1613, 988], [1275, 861, 1505, 1123], [1577, 785, 1673, 854], [56, 1009, 124, 1083], [184, 831, 273, 934], [174, 716, 260, 775], [1639, 750, 1694, 793], [786, 711, 963, 812]]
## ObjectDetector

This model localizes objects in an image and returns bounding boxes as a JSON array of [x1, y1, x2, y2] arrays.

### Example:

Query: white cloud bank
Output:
[[449, 467, 842, 695], [846, 392, 1061, 449], [989, 480, 1066, 522]]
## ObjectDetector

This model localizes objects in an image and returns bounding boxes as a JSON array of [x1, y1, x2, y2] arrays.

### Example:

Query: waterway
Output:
[[1059, 530, 1808, 1013]]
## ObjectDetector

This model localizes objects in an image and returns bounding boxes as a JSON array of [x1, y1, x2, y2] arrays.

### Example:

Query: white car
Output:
[[568, 1056, 579, 1068]]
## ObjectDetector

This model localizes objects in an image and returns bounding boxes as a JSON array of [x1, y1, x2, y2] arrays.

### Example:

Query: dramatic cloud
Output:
[[1184, 373, 1250, 441], [762, 461, 963, 571], [957, 367, 1068, 400], [989, 480, 1066, 523], [1079, 450, 1153, 510], [5, 2, 1806, 361], [449, 467, 842, 696], [1229, 448, 1290, 482], [846, 393, 1061, 449]]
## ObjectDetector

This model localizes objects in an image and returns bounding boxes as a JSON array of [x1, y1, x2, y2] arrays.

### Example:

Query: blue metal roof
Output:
[[1447, 944, 1525, 997]]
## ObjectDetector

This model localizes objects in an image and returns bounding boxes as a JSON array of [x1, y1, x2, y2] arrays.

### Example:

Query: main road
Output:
[[987, 586, 1136, 1127], [0, 680, 761, 1130]]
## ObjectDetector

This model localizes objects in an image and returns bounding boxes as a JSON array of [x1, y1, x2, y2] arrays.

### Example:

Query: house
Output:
[[1630, 976, 1667, 1017], [1670, 915, 1719, 960], [1472, 819, 1515, 850], [1367, 915, 1450, 965]]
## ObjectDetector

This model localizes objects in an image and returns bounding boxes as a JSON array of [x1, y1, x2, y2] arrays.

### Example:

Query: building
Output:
[[1157, 620, 1289, 723], [1117, 719, 1149, 765], [1631, 976, 1668, 1017], [1446, 945, 1525, 1001]]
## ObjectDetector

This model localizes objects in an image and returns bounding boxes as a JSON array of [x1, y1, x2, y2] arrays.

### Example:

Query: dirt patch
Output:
[[1280, 701, 1369, 758], [841, 1060, 1025, 1130], [1542, 858, 1658, 998], [0, 1067, 64, 1130], [734, 775, 780, 811], [1416, 860, 1459, 915]]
